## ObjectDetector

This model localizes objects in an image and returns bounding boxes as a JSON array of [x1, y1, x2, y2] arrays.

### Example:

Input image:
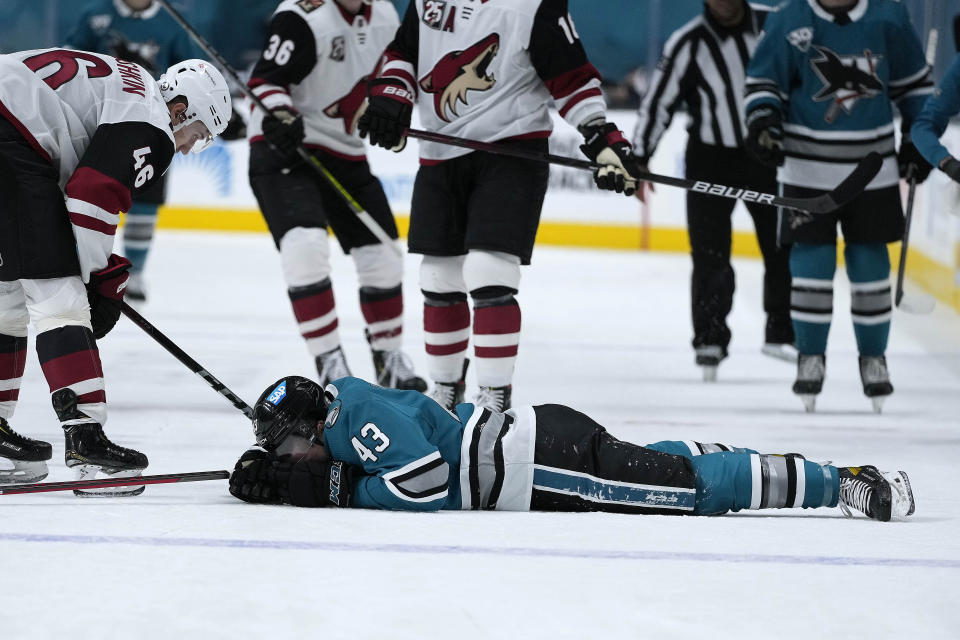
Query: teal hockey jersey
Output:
[[744, 0, 933, 191]]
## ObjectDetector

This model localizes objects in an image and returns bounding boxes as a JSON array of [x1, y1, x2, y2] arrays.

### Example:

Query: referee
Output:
[[632, 0, 794, 380]]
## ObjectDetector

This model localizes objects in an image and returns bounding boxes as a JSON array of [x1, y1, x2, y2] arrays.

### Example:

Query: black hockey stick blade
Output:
[[798, 151, 883, 214], [0, 470, 229, 495]]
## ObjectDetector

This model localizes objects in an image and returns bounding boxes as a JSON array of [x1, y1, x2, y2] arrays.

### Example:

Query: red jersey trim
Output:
[[545, 63, 602, 100], [65, 166, 132, 219], [558, 88, 603, 118]]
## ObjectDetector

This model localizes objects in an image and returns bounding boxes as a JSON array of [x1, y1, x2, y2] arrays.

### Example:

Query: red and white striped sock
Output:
[[360, 285, 403, 352], [424, 295, 469, 383], [473, 297, 521, 387], [37, 326, 105, 425], [289, 278, 341, 356], [0, 334, 28, 420]]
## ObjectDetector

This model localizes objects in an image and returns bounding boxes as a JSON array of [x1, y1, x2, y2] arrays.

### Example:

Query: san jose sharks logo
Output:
[[809, 45, 883, 123], [324, 76, 369, 134], [419, 33, 499, 123]]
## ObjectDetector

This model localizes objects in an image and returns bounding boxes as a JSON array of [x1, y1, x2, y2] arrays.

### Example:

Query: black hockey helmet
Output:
[[253, 376, 327, 450]]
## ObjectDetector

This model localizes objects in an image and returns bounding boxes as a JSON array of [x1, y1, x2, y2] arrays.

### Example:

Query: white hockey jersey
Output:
[[0, 49, 174, 280], [247, 0, 399, 160], [378, 0, 607, 163]]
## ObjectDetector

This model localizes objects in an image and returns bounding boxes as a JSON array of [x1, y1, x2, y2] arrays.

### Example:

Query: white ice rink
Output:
[[2, 231, 958, 638]]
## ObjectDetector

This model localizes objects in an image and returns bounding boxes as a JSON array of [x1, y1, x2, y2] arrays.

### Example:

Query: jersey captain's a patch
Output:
[[809, 45, 883, 123]]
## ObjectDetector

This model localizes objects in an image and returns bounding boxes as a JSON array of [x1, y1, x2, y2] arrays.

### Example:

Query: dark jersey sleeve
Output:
[[376, 1, 420, 95], [65, 122, 175, 280], [528, 0, 605, 127], [248, 10, 318, 111]]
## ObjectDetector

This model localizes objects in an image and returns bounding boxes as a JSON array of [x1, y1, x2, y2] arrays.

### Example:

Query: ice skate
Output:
[[761, 342, 798, 363], [429, 359, 469, 412], [695, 345, 726, 382], [367, 331, 427, 392], [793, 354, 825, 412], [64, 423, 148, 496], [315, 346, 352, 388], [859, 355, 893, 414], [475, 384, 512, 413], [0, 418, 52, 485], [838, 465, 914, 522]]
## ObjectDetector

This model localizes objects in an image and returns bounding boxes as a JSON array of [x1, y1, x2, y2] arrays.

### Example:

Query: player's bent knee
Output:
[[21, 277, 91, 333], [419, 255, 466, 294], [279, 227, 332, 288], [352, 243, 402, 289], [463, 250, 521, 294]]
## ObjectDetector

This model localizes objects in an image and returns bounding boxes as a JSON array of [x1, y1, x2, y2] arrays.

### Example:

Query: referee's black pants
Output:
[[684, 141, 792, 350]]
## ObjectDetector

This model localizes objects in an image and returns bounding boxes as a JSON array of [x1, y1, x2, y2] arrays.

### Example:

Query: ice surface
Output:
[[2, 232, 958, 638]]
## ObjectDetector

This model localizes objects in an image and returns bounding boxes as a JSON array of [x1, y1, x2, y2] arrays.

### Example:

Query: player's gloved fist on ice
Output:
[[578, 119, 641, 196], [745, 106, 785, 167], [897, 139, 933, 183], [229, 448, 280, 504], [358, 78, 413, 152], [262, 108, 305, 162], [86, 254, 131, 339], [939, 156, 960, 184], [229, 447, 354, 508]]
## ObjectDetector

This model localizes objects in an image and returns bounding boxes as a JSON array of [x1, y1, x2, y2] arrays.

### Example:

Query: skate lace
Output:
[[861, 357, 889, 384], [474, 387, 507, 412], [428, 383, 457, 412], [319, 349, 351, 385], [798, 356, 825, 381], [381, 350, 417, 385], [0, 419, 32, 443], [839, 477, 873, 518]]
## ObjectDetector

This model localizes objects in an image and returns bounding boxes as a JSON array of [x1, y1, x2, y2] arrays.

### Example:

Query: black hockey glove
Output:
[[357, 78, 413, 152], [897, 139, 933, 184], [229, 448, 354, 508], [940, 155, 960, 184], [578, 120, 642, 196], [745, 106, 785, 167], [86, 254, 131, 339], [262, 108, 305, 163]]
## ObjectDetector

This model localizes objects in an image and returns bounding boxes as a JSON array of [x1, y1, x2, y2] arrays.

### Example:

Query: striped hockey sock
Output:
[[37, 326, 106, 426], [845, 243, 892, 356], [790, 243, 836, 355], [0, 334, 28, 420], [472, 291, 520, 388], [424, 292, 470, 383], [360, 285, 403, 352], [288, 278, 341, 356]]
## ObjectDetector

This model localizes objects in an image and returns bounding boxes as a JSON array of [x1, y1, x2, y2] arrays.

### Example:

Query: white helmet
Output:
[[158, 59, 232, 153]]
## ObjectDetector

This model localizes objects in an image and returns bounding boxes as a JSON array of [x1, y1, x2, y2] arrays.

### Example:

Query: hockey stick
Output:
[[121, 302, 255, 420], [154, 0, 402, 258], [405, 128, 882, 214], [894, 173, 936, 314], [0, 470, 229, 496]]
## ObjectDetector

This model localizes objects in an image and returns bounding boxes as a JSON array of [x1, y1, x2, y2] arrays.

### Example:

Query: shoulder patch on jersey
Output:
[[296, 0, 325, 12], [330, 35, 345, 61], [786, 27, 813, 52], [325, 403, 341, 428]]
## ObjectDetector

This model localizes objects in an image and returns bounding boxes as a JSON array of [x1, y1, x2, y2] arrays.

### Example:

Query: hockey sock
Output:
[[689, 452, 840, 515], [36, 326, 106, 426], [789, 243, 836, 355], [645, 440, 757, 458], [360, 285, 403, 352], [0, 334, 28, 420], [845, 243, 892, 356], [122, 202, 159, 274], [423, 291, 470, 383], [471, 287, 520, 387], [289, 278, 341, 356]]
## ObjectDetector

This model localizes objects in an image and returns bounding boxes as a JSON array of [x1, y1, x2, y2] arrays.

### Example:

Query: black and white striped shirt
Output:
[[632, 3, 773, 162]]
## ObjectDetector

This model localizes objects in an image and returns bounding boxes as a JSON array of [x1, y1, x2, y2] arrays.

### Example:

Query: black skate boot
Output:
[[793, 354, 825, 413], [762, 316, 797, 363], [367, 331, 427, 392], [474, 384, 512, 413], [53, 388, 147, 496], [429, 359, 469, 412], [0, 417, 52, 484], [695, 345, 727, 382], [315, 346, 352, 388], [838, 465, 915, 522], [858, 355, 893, 414]]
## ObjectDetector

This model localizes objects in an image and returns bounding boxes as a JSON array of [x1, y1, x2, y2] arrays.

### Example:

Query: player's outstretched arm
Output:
[[911, 55, 960, 182]]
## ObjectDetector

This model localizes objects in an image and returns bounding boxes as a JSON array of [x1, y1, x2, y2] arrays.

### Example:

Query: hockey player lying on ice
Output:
[[229, 376, 914, 522]]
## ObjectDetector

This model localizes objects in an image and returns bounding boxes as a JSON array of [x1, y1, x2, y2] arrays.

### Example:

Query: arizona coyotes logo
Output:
[[809, 45, 882, 123], [419, 33, 499, 122], [324, 77, 369, 134]]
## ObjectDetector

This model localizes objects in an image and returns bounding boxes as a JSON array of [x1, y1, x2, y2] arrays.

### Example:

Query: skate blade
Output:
[[701, 366, 718, 383], [890, 471, 916, 518], [761, 343, 798, 363], [0, 460, 49, 485], [70, 465, 146, 497], [799, 395, 816, 413], [871, 397, 885, 414]]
